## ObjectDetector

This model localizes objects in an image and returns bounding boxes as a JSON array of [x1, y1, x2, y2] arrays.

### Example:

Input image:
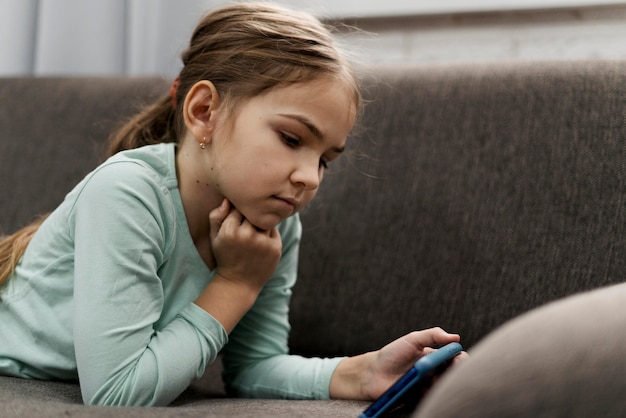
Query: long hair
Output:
[[0, 215, 47, 288], [0, 2, 361, 290]]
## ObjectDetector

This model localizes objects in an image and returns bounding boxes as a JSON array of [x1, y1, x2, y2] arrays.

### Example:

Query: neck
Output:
[[175, 140, 223, 243]]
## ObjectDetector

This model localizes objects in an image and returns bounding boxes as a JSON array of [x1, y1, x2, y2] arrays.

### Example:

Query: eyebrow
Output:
[[279, 113, 345, 154]]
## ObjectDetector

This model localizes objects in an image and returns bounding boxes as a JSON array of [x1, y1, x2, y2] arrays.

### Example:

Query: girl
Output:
[[0, 2, 466, 407]]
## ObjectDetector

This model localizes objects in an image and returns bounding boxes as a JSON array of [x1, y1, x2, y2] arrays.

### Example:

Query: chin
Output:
[[245, 213, 284, 232], [252, 219, 282, 232]]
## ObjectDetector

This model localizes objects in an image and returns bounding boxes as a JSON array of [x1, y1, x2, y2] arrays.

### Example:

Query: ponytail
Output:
[[0, 95, 175, 291], [1, 87, 177, 293], [106, 95, 178, 157], [1, 86, 177, 294], [0, 215, 47, 290]]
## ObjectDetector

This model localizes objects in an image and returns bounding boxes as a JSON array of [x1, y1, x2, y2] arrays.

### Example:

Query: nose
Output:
[[290, 158, 321, 191]]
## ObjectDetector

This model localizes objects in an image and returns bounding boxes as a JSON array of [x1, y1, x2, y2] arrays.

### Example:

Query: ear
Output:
[[183, 80, 221, 145]]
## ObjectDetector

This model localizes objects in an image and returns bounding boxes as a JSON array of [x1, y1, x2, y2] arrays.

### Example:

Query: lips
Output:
[[274, 195, 298, 211]]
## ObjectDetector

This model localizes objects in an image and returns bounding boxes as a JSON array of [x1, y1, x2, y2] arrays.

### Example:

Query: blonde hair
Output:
[[1, 2, 361, 290], [0, 216, 47, 289]]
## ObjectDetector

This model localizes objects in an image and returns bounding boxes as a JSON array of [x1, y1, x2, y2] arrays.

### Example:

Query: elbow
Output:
[[81, 383, 166, 407], [83, 393, 156, 408]]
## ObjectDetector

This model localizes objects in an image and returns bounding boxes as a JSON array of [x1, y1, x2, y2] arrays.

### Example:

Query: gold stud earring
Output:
[[200, 137, 207, 149]]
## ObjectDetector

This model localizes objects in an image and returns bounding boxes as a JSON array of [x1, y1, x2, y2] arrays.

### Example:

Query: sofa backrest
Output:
[[1, 62, 624, 359], [291, 61, 626, 355], [0, 77, 168, 232]]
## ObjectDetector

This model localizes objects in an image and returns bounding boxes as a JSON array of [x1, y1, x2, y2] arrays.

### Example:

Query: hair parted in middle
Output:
[[108, 1, 361, 156]]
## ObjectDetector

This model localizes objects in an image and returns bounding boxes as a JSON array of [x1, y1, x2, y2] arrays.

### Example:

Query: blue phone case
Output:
[[358, 342, 462, 418]]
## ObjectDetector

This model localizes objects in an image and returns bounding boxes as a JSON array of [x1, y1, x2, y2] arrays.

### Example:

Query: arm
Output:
[[72, 162, 227, 406], [194, 199, 282, 334], [200, 208, 468, 400], [218, 217, 468, 400], [220, 214, 345, 399]]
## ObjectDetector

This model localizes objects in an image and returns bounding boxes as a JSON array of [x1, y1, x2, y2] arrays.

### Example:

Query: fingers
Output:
[[211, 199, 253, 241], [405, 327, 461, 351], [210, 199, 268, 234], [420, 336, 469, 365], [409, 328, 470, 366], [209, 198, 231, 239]]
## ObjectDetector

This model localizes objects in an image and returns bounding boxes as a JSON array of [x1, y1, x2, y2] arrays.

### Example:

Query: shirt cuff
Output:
[[317, 356, 348, 400], [180, 303, 228, 355]]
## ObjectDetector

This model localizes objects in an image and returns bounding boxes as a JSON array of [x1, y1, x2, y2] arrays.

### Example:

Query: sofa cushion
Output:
[[413, 282, 626, 417], [0, 374, 368, 417]]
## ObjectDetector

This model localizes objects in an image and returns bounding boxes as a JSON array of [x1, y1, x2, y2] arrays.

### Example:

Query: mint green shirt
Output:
[[0, 143, 343, 406]]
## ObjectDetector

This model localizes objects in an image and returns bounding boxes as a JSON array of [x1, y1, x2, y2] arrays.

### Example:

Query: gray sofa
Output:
[[1, 60, 624, 417]]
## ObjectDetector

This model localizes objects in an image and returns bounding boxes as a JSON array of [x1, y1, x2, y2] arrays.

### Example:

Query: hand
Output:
[[208, 199, 282, 293], [363, 328, 469, 400], [329, 327, 469, 400]]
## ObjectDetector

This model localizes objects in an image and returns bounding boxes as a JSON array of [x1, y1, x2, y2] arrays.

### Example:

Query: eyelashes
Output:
[[280, 132, 329, 170], [280, 132, 300, 147]]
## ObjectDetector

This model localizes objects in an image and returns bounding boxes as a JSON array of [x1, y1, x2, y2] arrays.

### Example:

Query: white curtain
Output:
[[0, 0, 217, 77]]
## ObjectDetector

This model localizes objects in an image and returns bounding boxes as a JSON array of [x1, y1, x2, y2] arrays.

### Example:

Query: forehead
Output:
[[246, 78, 357, 139]]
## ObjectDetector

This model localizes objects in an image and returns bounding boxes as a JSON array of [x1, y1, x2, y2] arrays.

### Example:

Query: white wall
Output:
[[273, 0, 626, 18], [0, 0, 625, 76], [332, 5, 626, 65]]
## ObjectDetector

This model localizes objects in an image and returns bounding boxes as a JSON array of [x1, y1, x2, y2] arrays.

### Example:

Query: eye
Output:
[[280, 132, 300, 147], [319, 158, 329, 170]]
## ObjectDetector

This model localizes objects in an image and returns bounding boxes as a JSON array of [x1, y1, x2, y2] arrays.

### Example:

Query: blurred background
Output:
[[1, 0, 625, 77]]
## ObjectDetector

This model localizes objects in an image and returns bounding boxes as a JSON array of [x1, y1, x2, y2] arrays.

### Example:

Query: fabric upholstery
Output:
[[292, 61, 626, 356], [0, 374, 366, 417]]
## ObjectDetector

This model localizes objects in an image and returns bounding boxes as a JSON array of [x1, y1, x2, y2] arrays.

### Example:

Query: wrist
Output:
[[213, 268, 268, 296], [329, 352, 376, 400], [195, 274, 261, 333]]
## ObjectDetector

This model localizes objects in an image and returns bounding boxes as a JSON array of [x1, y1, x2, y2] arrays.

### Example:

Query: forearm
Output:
[[77, 304, 228, 406], [194, 274, 261, 334], [225, 354, 345, 399]]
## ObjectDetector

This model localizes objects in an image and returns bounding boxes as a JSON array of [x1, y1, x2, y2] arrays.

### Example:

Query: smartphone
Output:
[[358, 342, 463, 418]]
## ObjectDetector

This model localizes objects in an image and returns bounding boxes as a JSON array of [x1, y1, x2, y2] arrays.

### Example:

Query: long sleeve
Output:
[[222, 215, 345, 399], [70, 159, 227, 406]]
